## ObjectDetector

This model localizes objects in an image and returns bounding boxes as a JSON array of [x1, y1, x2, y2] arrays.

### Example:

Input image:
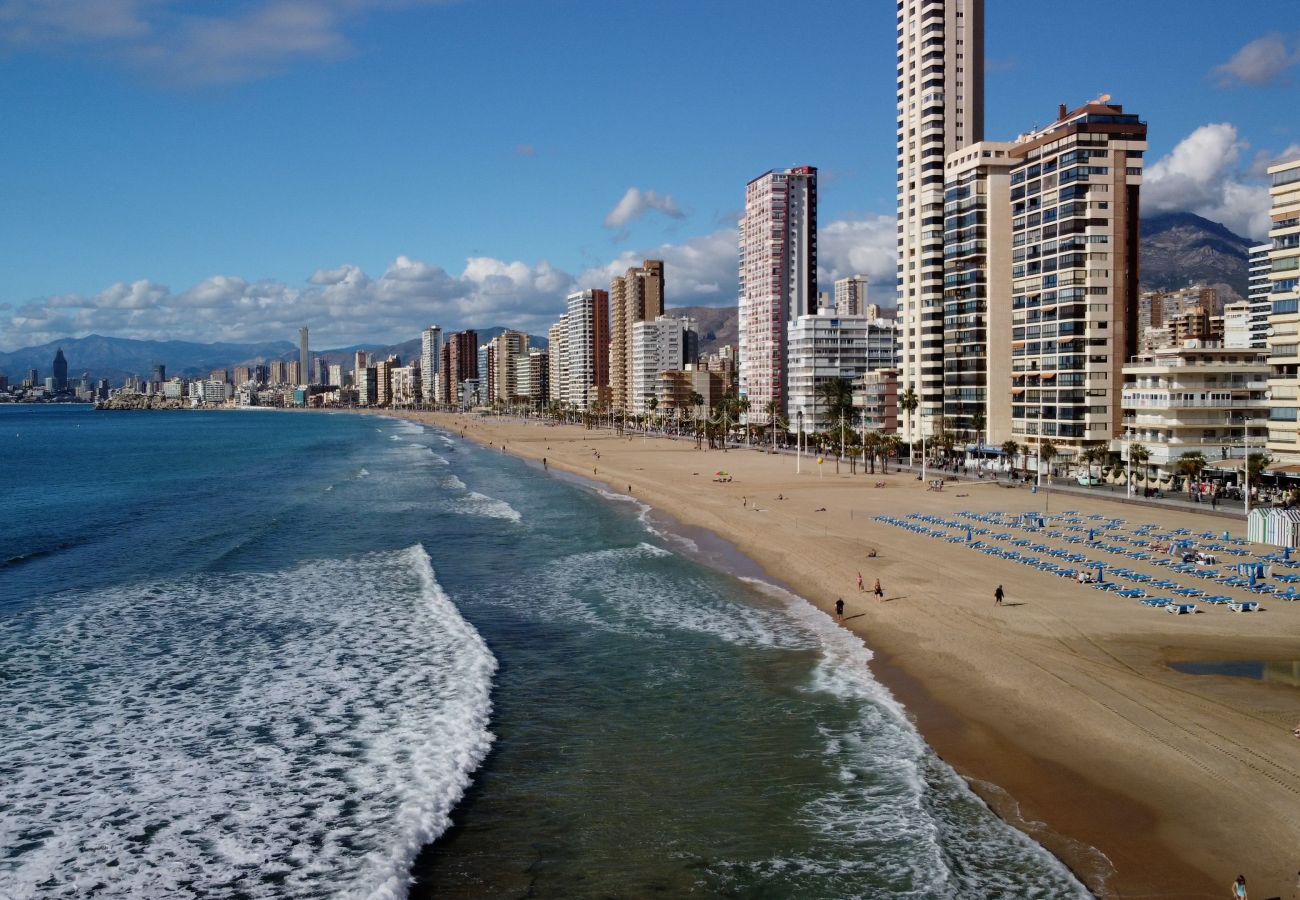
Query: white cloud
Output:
[[817, 215, 898, 299], [0, 0, 454, 85], [0, 214, 899, 350], [602, 187, 685, 231], [1144, 123, 1271, 239], [1213, 33, 1299, 88]]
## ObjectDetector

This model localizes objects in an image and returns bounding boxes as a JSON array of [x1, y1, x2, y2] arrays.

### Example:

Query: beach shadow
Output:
[[1001, 602, 1027, 607], [841, 613, 867, 622], [881, 595, 906, 603]]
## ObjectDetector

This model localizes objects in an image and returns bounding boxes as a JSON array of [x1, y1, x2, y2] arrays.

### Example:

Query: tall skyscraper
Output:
[[151, 363, 166, 384], [493, 330, 529, 403], [738, 166, 817, 418], [1008, 100, 1146, 458], [420, 326, 443, 406], [1265, 158, 1300, 459], [896, 0, 984, 441], [610, 260, 665, 412], [1248, 243, 1271, 350], [52, 348, 68, 392], [833, 276, 869, 317], [298, 327, 310, 386], [561, 289, 610, 410], [942, 140, 1015, 446], [442, 331, 479, 405]]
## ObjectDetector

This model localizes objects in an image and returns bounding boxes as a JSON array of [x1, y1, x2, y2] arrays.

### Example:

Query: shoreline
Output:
[[385, 410, 1299, 899]]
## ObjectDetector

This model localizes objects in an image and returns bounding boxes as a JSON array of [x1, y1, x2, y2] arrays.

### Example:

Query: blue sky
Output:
[[1, 0, 1297, 350]]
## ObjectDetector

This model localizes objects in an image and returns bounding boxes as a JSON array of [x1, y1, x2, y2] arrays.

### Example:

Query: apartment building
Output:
[[942, 140, 1015, 445], [738, 167, 817, 418], [1265, 159, 1300, 459], [1008, 100, 1146, 461], [896, 0, 984, 441], [609, 260, 664, 412]]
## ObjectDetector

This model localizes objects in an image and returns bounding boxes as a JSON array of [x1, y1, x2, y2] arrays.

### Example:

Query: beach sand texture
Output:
[[398, 412, 1300, 900]]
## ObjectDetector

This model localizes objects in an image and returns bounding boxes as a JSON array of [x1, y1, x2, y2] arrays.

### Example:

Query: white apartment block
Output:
[[420, 326, 443, 404], [897, 0, 984, 441], [1266, 158, 1300, 459], [943, 140, 1015, 446], [1223, 300, 1253, 350], [629, 316, 692, 417], [833, 276, 869, 316], [548, 320, 567, 407], [1008, 101, 1146, 458], [738, 167, 817, 419], [1119, 345, 1270, 473], [1248, 243, 1271, 351], [787, 312, 899, 432], [390, 365, 421, 407], [560, 289, 609, 410]]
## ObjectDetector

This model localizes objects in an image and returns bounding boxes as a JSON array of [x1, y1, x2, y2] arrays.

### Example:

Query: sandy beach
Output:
[[392, 411, 1299, 899]]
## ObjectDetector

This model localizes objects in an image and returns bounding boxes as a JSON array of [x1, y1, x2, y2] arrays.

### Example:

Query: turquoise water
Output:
[[0, 406, 1089, 898]]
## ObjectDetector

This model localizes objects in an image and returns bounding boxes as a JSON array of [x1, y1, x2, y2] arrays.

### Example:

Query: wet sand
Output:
[[395, 412, 1300, 899]]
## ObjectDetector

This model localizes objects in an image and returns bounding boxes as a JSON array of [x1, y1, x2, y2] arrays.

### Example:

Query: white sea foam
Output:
[[460, 491, 522, 523], [358, 468, 370, 477], [0, 546, 497, 899], [511, 545, 811, 650], [441, 475, 468, 491], [735, 577, 1089, 898], [594, 488, 700, 552]]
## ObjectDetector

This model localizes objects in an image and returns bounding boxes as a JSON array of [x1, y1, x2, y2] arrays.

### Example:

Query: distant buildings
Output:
[[630, 316, 695, 416], [1248, 243, 1271, 350], [833, 276, 868, 317], [787, 312, 898, 431], [298, 327, 310, 386], [440, 330, 478, 406], [421, 326, 443, 405], [52, 348, 68, 393]]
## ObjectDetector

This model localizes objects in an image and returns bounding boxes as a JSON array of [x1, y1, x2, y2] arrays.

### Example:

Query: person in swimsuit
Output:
[[873, 579, 884, 601], [857, 572, 865, 592], [835, 598, 844, 618], [994, 585, 1005, 606], [1231, 874, 1247, 899]]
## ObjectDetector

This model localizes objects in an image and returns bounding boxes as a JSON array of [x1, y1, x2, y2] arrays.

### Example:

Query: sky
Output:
[[1, 0, 1298, 351]]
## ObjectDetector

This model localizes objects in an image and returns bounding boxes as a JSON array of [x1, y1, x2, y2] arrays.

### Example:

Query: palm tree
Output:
[[764, 400, 779, 450], [1040, 440, 1058, 480], [1176, 451, 1208, 500], [1001, 439, 1019, 479], [898, 386, 919, 467], [881, 434, 902, 474], [1128, 443, 1149, 493], [1246, 451, 1271, 486], [815, 377, 855, 430], [970, 410, 986, 452], [647, 395, 658, 433], [688, 391, 705, 449], [863, 430, 882, 474], [737, 397, 751, 446]]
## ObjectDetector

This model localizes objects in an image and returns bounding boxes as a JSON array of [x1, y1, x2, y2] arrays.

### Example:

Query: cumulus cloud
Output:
[[1144, 123, 1271, 239], [0, 213, 901, 350], [0, 0, 453, 85], [1213, 33, 1299, 88], [602, 187, 685, 232]]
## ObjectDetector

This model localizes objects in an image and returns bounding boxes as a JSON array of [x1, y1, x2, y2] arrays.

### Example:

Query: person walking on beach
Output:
[[857, 571, 865, 592], [1231, 874, 1247, 899], [873, 579, 884, 602], [994, 584, 1005, 606], [835, 598, 844, 618]]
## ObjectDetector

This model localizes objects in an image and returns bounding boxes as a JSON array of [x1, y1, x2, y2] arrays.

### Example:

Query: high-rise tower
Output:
[[896, 0, 984, 441], [610, 260, 665, 412], [420, 326, 443, 406], [738, 166, 817, 418], [298, 327, 310, 386], [52, 348, 68, 392]]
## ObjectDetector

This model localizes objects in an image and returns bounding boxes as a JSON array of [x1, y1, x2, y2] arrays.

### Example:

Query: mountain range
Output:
[[1, 212, 1259, 383]]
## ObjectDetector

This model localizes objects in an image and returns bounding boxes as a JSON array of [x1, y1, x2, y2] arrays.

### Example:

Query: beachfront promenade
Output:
[[391, 410, 1299, 900]]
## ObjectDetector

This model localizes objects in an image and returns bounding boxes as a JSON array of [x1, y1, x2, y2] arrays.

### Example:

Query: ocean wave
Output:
[[739, 578, 1089, 898], [459, 491, 522, 523], [594, 488, 700, 553], [0, 546, 496, 899]]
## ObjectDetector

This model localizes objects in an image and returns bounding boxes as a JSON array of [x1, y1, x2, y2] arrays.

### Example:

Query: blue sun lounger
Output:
[[1202, 595, 1232, 605], [1140, 598, 1171, 607]]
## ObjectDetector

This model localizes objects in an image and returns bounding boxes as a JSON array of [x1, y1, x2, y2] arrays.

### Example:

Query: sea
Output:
[[0, 405, 1090, 899]]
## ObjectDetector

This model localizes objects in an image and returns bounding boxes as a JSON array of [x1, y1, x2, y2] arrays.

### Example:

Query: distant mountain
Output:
[[0, 334, 295, 384], [670, 305, 738, 352], [1139, 211, 1254, 299], [0, 328, 549, 384]]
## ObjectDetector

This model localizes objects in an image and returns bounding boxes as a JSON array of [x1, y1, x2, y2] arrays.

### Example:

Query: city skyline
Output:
[[3, 0, 1299, 352]]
